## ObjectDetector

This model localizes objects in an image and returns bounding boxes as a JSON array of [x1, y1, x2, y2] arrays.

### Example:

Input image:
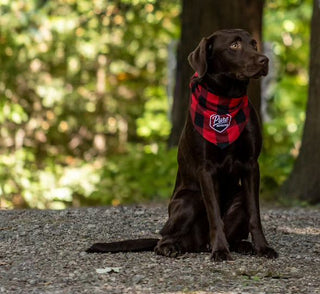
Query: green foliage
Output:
[[261, 0, 312, 194], [91, 144, 177, 206], [0, 0, 314, 208], [0, 0, 180, 208], [136, 86, 171, 139]]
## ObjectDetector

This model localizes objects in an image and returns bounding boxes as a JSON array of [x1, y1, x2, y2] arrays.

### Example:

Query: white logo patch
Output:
[[209, 114, 232, 133]]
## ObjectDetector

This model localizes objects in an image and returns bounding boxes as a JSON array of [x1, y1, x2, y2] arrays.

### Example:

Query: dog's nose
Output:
[[258, 56, 269, 65]]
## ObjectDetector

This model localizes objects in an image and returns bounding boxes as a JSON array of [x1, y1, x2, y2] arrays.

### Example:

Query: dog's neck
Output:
[[189, 74, 251, 149], [202, 73, 249, 98]]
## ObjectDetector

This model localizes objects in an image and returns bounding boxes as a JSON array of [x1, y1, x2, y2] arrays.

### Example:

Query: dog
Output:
[[87, 29, 278, 261]]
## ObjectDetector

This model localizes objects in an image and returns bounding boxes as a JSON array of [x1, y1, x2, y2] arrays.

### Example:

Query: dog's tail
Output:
[[86, 238, 159, 253]]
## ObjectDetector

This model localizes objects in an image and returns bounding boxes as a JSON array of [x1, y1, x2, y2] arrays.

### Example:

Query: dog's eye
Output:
[[250, 40, 258, 51], [230, 41, 241, 50]]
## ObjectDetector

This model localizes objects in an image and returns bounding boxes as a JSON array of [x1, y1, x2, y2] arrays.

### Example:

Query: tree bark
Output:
[[168, 0, 265, 147], [281, 0, 320, 204]]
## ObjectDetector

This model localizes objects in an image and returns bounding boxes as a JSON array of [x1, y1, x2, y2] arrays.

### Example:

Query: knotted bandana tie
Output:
[[189, 73, 251, 149]]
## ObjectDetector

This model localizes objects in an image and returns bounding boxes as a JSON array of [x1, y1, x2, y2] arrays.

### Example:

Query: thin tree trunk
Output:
[[168, 0, 265, 147], [281, 0, 320, 204]]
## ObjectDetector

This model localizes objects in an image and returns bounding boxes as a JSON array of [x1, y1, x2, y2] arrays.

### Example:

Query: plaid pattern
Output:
[[189, 73, 251, 149]]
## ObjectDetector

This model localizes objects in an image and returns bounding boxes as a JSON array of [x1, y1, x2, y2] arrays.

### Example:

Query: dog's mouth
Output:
[[255, 65, 269, 78], [236, 65, 268, 80], [250, 68, 268, 79]]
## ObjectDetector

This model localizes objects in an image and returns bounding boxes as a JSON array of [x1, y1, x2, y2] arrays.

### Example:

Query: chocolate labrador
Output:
[[87, 29, 278, 261]]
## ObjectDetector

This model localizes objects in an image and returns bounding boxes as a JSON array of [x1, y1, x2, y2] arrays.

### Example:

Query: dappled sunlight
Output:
[[261, 0, 312, 193], [0, 0, 180, 208], [0, 0, 316, 208], [277, 226, 320, 236]]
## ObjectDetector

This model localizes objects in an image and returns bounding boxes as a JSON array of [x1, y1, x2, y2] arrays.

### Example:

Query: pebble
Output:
[[132, 274, 144, 284], [0, 206, 319, 293]]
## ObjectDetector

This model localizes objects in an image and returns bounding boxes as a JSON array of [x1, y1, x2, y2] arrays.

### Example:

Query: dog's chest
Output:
[[206, 138, 253, 175]]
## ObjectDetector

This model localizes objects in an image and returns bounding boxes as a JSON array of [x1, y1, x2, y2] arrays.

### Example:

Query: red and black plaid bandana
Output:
[[189, 73, 251, 149]]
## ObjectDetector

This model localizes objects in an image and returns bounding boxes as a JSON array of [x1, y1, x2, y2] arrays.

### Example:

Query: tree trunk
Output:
[[168, 0, 265, 147], [281, 0, 320, 204]]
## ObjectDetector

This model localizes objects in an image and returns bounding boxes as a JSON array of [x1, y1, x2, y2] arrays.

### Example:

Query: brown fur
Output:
[[87, 29, 278, 261]]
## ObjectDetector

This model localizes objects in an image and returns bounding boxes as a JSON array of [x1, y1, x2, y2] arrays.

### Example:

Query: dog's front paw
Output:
[[211, 250, 233, 262], [256, 246, 278, 259]]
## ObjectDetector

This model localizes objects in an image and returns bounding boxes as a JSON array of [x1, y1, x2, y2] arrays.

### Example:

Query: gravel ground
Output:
[[0, 205, 319, 294]]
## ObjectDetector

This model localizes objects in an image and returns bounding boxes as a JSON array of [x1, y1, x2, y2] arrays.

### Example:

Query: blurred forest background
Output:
[[0, 0, 317, 209]]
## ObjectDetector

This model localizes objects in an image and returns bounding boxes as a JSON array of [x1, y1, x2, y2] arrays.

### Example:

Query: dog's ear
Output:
[[188, 37, 210, 78]]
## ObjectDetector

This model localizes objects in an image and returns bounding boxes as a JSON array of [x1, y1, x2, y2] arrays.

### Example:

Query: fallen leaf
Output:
[[96, 267, 121, 274]]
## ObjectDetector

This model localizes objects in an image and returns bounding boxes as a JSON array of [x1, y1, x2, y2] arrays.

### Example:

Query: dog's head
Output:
[[188, 29, 268, 80]]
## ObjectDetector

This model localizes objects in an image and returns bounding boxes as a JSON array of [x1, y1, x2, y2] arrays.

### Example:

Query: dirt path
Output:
[[0, 205, 319, 293]]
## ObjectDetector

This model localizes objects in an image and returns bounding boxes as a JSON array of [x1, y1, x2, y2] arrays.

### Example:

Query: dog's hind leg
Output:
[[155, 190, 208, 257]]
